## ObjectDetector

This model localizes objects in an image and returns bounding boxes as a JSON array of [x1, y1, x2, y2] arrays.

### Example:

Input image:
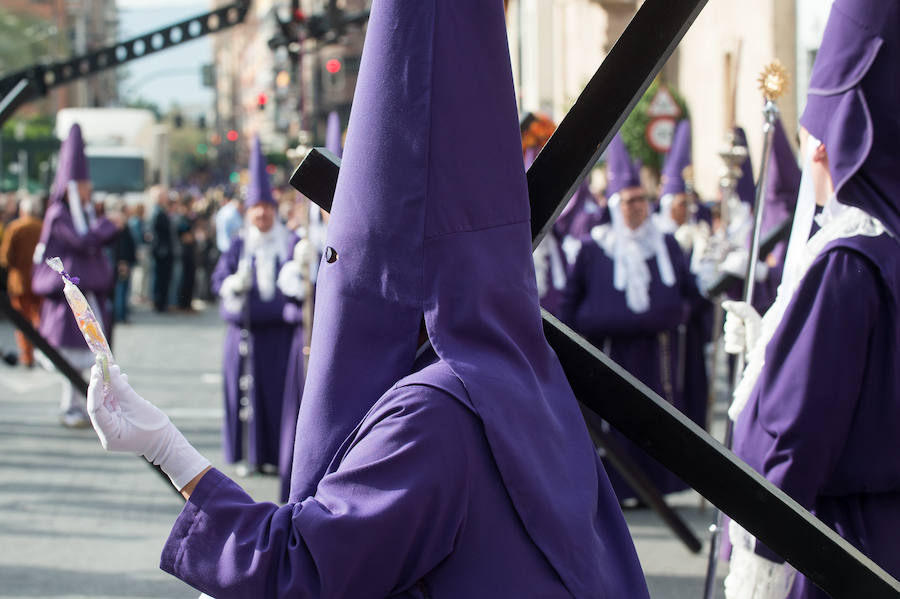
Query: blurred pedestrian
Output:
[[30, 124, 120, 428], [150, 188, 173, 313], [215, 192, 242, 254], [128, 203, 151, 304], [176, 196, 196, 311], [0, 194, 44, 367], [110, 197, 136, 323]]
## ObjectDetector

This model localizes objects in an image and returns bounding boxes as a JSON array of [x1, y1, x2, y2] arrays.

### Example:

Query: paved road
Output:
[[0, 305, 726, 598]]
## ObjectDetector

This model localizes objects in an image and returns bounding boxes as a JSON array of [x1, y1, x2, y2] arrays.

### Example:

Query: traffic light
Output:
[[257, 93, 268, 110], [325, 58, 342, 74], [226, 130, 239, 142]]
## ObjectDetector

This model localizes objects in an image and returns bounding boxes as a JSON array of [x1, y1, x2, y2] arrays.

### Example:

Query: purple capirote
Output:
[[605, 133, 641, 196], [660, 119, 691, 196], [244, 136, 275, 208], [161, 1, 649, 597]]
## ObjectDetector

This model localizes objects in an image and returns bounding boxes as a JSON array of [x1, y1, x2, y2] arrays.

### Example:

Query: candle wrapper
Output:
[[45, 257, 117, 409]]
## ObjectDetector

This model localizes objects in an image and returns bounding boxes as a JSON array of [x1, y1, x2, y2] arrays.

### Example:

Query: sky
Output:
[[116, 0, 214, 116]]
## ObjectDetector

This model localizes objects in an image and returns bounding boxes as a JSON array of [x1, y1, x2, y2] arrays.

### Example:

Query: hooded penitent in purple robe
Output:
[[733, 127, 755, 207], [32, 123, 118, 353], [655, 119, 714, 430], [211, 137, 301, 471], [161, 2, 649, 597], [561, 135, 698, 501], [731, 1, 900, 597]]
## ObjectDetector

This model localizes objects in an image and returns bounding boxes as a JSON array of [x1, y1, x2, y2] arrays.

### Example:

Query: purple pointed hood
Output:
[[800, 0, 900, 238], [325, 110, 343, 158], [245, 136, 275, 208], [555, 179, 594, 238], [760, 118, 800, 237], [660, 119, 691, 196], [733, 126, 756, 206], [50, 123, 90, 206], [605, 133, 641, 196], [289, 1, 646, 596]]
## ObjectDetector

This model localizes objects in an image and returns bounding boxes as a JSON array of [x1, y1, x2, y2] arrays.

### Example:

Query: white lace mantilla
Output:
[[729, 206, 886, 421]]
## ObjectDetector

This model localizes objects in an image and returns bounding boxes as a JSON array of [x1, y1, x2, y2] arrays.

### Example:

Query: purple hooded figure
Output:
[[31, 123, 119, 428], [152, 2, 650, 596], [657, 119, 712, 233], [210, 136, 302, 474], [561, 132, 699, 503], [727, 1, 900, 597]]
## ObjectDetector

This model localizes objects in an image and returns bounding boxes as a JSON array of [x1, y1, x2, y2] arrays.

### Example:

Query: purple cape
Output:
[[162, 1, 648, 597]]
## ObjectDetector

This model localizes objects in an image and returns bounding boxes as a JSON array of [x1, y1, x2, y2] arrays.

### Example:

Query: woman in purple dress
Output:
[[83, 2, 650, 597], [723, 1, 900, 597]]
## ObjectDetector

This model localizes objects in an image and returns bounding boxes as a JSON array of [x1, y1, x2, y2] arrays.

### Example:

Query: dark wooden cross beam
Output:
[[288, 0, 900, 595]]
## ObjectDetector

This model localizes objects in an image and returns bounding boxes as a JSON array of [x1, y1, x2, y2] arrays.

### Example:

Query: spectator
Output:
[[0, 195, 44, 367]]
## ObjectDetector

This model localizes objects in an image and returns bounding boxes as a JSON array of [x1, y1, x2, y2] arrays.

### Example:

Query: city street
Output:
[[0, 305, 726, 598]]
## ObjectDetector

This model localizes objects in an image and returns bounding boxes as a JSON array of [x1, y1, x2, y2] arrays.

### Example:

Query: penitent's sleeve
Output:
[[161, 385, 470, 599], [735, 248, 880, 562]]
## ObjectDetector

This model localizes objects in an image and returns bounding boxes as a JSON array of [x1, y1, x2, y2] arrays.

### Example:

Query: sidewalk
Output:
[[0, 305, 725, 598]]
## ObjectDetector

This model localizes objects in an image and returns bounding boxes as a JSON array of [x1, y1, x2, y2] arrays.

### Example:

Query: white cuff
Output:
[[724, 521, 796, 599]]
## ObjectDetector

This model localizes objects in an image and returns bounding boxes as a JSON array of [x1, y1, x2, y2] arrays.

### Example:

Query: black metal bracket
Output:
[[0, 1, 251, 124]]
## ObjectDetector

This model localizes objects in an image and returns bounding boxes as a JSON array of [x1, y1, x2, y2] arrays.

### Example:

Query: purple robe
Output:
[[211, 235, 301, 469], [163, 361, 643, 597], [733, 234, 900, 598], [562, 232, 696, 500], [32, 202, 118, 349]]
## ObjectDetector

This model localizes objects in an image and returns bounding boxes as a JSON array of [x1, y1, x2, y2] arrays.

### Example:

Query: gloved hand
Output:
[[222, 269, 252, 296], [722, 300, 762, 359], [720, 249, 770, 282], [87, 361, 211, 491], [277, 239, 313, 300], [724, 521, 796, 599]]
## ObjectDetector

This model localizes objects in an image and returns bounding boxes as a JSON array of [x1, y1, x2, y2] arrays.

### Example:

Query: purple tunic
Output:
[[211, 235, 301, 469], [733, 234, 900, 598], [562, 232, 696, 499], [31, 202, 118, 349]]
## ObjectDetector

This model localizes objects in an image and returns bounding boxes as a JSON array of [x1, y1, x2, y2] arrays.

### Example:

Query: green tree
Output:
[[619, 80, 690, 175]]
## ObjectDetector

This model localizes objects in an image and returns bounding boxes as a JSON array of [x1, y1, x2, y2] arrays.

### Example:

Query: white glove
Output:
[[276, 260, 306, 300], [220, 270, 252, 314], [720, 249, 770, 282], [87, 361, 211, 491], [722, 300, 762, 359], [724, 520, 796, 599]]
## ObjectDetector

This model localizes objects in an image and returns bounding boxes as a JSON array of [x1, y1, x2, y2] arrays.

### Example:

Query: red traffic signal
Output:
[[325, 59, 342, 74], [257, 92, 268, 110], [226, 130, 239, 142]]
